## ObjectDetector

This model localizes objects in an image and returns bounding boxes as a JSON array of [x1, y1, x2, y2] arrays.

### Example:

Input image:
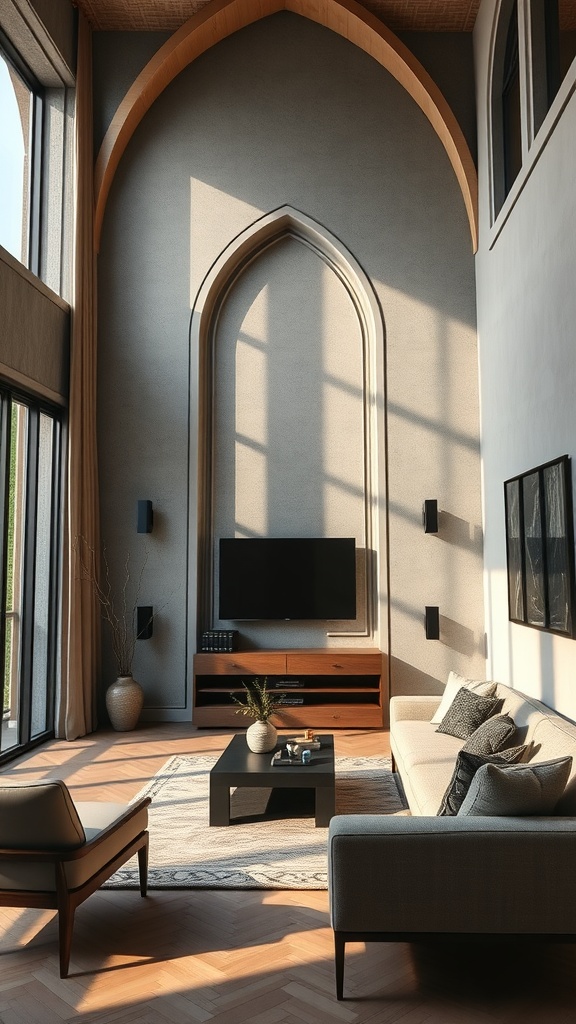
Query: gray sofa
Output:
[[328, 679, 576, 999]]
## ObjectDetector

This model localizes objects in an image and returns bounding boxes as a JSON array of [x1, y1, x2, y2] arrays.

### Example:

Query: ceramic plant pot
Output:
[[246, 719, 277, 753], [105, 675, 144, 731]]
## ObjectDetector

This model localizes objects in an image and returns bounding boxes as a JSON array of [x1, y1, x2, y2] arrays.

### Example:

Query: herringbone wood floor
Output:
[[1, 724, 576, 1023]]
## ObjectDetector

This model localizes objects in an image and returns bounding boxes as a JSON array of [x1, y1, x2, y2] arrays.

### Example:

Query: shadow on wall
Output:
[[438, 510, 483, 555], [389, 657, 444, 698], [438, 614, 484, 658]]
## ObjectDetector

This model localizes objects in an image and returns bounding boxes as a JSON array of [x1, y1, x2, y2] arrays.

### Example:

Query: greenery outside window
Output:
[[0, 389, 62, 762]]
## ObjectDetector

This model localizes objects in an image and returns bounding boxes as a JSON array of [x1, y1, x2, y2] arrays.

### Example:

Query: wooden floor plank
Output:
[[1, 724, 576, 1022]]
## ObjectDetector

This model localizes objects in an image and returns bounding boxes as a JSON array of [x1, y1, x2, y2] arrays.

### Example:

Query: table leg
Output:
[[209, 777, 230, 825], [315, 784, 335, 826]]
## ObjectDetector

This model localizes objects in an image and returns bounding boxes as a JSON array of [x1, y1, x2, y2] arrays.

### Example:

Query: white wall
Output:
[[475, 0, 576, 717], [96, 13, 484, 717]]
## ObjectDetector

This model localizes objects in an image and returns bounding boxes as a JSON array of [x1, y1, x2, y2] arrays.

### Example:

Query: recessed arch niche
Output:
[[188, 205, 386, 649]]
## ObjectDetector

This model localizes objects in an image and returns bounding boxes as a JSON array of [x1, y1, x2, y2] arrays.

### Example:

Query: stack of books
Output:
[[200, 630, 239, 652]]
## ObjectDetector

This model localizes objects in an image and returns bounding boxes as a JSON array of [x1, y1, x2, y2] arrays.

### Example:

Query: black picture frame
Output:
[[504, 455, 576, 637]]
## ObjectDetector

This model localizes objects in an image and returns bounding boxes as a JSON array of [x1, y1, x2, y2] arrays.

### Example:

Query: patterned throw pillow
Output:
[[435, 686, 500, 741], [458, 756, 573, 816], [437, 746, 527, 816], [462, 713, 516, 755], [430, 672, 498, 725]]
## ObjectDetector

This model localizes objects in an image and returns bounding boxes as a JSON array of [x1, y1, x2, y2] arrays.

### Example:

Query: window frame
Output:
[[0, 30, 44, 277], [0, 385, 62, 764]]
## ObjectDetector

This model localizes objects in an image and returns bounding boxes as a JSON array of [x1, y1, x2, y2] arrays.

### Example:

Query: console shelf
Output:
[[192, 648, 386, 728]]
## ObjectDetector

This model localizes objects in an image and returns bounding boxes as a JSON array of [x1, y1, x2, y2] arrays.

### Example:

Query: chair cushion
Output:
[[0, 799, 149, 893], [458, 756, 573, 816], [0, 780, 85, 849]]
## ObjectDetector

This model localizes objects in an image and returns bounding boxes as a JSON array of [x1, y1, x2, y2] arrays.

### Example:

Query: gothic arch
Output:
[[188, 205, 387, 640], [93, 0, 478, 252]]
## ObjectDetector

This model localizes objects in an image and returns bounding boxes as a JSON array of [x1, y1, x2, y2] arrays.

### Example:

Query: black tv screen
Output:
[[218, 537, 356, 620]]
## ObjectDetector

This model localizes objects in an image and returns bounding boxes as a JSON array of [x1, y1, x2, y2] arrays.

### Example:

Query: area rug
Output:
[[105, 754, 406, 890]]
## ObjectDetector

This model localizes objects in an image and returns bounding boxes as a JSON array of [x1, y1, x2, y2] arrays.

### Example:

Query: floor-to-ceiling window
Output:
[[0, 389, 61, 761]]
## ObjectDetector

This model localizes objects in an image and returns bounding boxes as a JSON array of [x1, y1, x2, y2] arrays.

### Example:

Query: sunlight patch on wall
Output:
[[189, 177, 262, 308]]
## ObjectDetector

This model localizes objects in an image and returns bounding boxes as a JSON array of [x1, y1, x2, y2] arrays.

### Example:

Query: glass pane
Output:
[[506, 479, 524, 621], [0, 51, 32, 264], [544, 461, 571, 632], [523, 472, 545, 626], [502, 2, 522, 195], [559, 2, 576, 78], [31, 413, 55, 737], [2, 402, 28, 752]]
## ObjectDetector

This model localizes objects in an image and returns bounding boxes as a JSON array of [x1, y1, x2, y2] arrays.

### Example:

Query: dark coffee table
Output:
[[209, 734, 335, 827]]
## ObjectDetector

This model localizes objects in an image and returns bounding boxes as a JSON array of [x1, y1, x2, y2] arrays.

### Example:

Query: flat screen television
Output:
[[218, 537, 356, 620]]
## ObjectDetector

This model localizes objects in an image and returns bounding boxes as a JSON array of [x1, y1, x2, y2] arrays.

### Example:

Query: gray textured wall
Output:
[[95, 13, 484, 716], [474, 0, 576, 720]]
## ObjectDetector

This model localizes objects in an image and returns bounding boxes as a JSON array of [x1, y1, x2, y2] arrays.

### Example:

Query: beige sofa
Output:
[[328, 680, 576, 999]]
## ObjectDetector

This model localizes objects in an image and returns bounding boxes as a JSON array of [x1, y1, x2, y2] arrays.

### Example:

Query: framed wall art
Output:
[[504, 455, 576, 637]]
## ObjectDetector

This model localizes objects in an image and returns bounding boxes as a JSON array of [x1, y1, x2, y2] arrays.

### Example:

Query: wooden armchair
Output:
[[0, 779, 151, 977]]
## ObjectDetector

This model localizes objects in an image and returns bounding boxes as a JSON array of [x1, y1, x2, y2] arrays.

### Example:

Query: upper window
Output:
[[532, 0, 576, 136], [501, 2, 522, 198], [0, 38, 42, 273], [491, 1, 576, 221]]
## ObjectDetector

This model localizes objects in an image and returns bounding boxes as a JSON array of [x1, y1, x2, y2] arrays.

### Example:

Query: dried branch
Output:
[[75, 536, 149, 677]]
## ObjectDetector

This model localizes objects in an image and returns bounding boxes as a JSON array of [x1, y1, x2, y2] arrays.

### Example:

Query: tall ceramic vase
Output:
[[106, 675, 144, 731], [246, 719, 277, 753]]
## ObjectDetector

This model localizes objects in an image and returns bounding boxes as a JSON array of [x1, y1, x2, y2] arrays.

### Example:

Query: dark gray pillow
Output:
[[462, 713, 516, 755], [458, 756, 573, 816], [437, 746, 527, 816], [435, 686, 500, 741]]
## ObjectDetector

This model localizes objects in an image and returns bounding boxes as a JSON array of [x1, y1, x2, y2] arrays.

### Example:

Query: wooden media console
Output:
[[193, 648, 386, 728]]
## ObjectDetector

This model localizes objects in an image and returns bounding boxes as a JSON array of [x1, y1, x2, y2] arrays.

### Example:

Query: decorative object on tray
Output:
[[271, 749, 312, 766], [231, 677, 286, 752], [286, 732, 321, 750], [75, 536, 150, 731]]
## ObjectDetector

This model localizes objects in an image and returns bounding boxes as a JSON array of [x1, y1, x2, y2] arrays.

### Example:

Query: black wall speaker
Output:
[[137, 606, 154, 640], [137, 500, 153, 533], [425, 606, 440, 640], [422, 499, 438, 534]]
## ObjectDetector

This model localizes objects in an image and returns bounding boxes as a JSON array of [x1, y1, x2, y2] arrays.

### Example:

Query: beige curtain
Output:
[[57, 12, 100, 739]]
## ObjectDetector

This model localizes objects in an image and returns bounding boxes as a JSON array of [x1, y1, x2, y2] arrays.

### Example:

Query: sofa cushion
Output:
[[437, 746, 527, 816], [458, 756, 573, 816], [462, 714, 517, 755], [436, 687, 500, 741], [430, 671, 497, 725]]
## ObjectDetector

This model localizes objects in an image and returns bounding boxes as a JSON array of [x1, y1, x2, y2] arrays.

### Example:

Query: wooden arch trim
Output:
[[93, 0, 479, 253]]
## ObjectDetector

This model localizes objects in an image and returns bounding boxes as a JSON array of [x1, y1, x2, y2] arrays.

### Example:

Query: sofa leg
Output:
[[334, 931, 345, 1000]]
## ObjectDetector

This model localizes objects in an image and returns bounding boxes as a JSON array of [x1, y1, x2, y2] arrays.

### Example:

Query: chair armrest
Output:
[[390, 695, 440, 724], [329, 814, 576, 935]]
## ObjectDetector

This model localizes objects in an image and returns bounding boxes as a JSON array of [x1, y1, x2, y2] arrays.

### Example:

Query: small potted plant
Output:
[[232, 678, 285, 752]]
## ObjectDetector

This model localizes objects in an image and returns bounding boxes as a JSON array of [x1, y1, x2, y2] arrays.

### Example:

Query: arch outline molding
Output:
[[188, 205, 387, 643]]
